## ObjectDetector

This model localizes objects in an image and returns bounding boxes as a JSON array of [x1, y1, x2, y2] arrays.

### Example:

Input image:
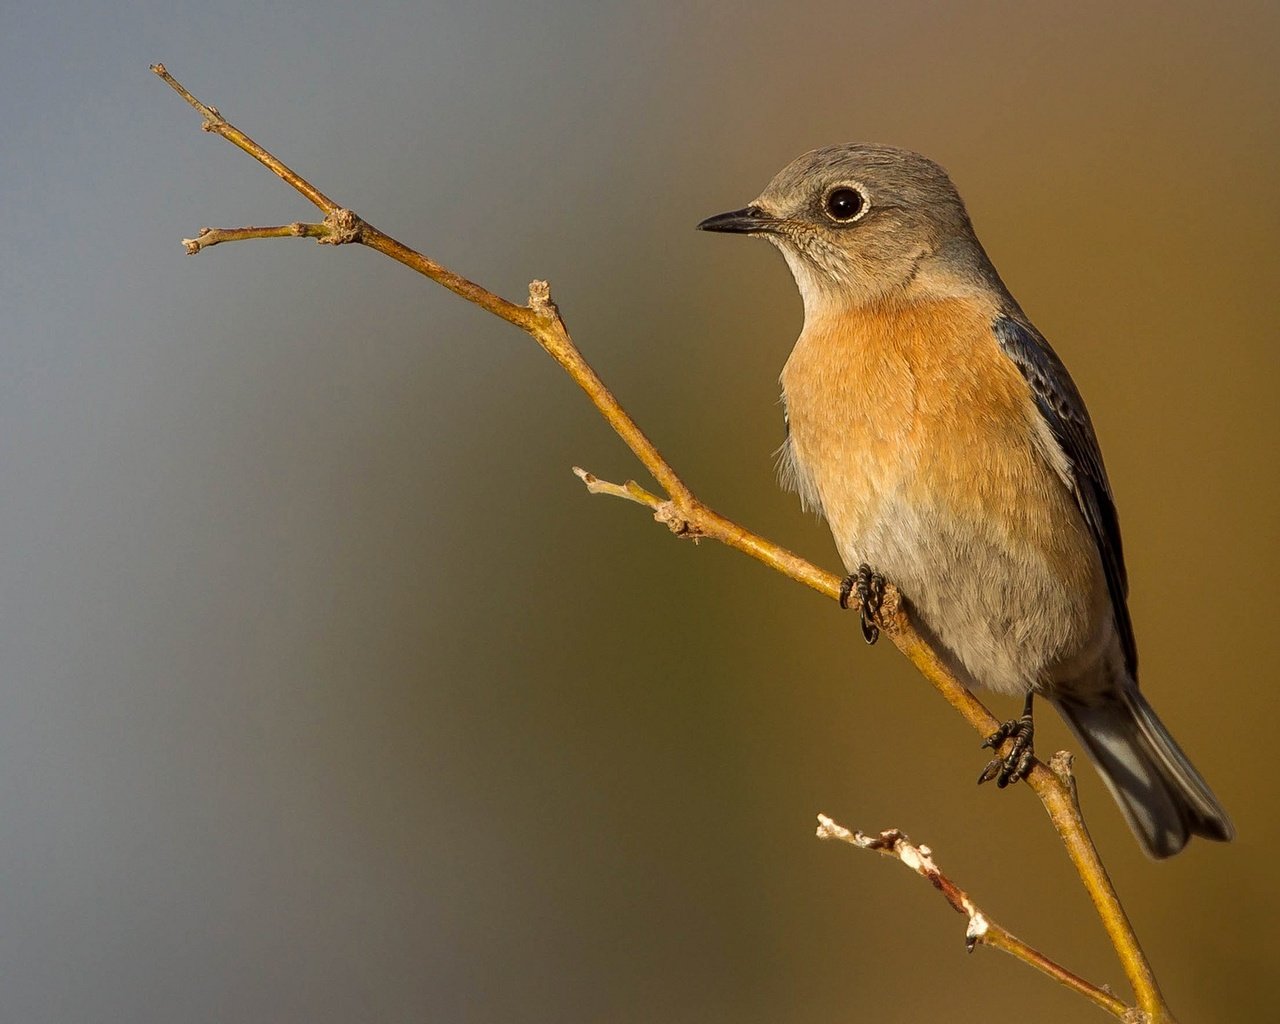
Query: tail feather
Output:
[[1052, 688, 1234, 859]]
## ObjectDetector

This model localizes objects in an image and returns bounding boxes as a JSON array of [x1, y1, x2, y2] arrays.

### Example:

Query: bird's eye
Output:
[[824, 187, 867, 222]]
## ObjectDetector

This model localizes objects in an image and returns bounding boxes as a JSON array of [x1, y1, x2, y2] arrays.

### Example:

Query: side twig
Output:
[[152, 63, 1172, 1024], [816, 814, 1131, 1020], [182, 222, 330, 253]]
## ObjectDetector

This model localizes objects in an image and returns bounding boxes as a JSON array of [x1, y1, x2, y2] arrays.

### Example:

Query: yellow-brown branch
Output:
[[151, 63, 1172, 1024]]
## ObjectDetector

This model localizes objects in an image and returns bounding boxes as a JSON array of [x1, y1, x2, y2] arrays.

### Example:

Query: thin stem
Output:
[[151, 63, 339, 213], [357, 222, 535, 331], [153, 63, 1172, 1024], [572, 468, 664, 508], [182, 222, 330, 253], [817, 816, 1130, 1019]]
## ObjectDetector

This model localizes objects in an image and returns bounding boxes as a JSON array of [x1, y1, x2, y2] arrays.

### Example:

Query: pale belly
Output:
[[832, 485, 1111, 697]]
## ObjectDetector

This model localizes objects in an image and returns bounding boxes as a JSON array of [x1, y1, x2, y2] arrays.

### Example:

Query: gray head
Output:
[[698, 144, 1003, 316]]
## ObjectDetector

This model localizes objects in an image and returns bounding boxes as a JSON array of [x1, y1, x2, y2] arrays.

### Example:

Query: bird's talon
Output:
[[838, 576, 855, 610], [840, 564, 886, 645], [976, 758, 1003, 785], [860, 617, 880, 645], [980, 722, 1012, 751], [978, 701, 1036, 788]]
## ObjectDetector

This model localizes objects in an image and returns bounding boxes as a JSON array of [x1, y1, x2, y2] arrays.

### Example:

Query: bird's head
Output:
[[698, 143, 997, 317]]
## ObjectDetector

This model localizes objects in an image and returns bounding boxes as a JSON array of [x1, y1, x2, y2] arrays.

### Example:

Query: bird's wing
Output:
[[993, 315, 1137, 677]]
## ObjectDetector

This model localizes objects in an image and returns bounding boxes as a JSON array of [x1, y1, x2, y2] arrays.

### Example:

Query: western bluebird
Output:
[[698, 144, 1233, 858]]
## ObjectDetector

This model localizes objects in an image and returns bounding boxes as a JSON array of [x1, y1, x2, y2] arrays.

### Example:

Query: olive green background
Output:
[[2, 2, 1276, 1021]]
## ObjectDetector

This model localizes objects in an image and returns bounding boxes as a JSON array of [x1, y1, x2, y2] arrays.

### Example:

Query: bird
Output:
[[696, 143, 1233, 858]]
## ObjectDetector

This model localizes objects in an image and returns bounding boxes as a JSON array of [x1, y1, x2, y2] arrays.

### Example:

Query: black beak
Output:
[[695, 205, 775, 234]]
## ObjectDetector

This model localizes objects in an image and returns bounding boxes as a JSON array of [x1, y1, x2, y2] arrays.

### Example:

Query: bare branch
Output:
[[153, 63, 1174, 1024], [151, 62, 340, 213], [817, 814, 1131, 1019]]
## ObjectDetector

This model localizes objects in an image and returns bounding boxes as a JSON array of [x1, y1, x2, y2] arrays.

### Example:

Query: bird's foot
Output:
[[978, 695, 1036, 788], [839, 563, 886, 645]]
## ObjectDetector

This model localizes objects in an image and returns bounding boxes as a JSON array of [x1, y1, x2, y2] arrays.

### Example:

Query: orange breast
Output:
[[780, 297, 1093, 586]]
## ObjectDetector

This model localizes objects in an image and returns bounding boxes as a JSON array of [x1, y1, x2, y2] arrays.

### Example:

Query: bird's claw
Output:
[[978, 712, 1036, 788], [839, 563, 886, 645]]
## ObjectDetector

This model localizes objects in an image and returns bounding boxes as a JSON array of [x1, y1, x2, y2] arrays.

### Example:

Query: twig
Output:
[[152, 63, 1172, 1024], [816, 814, 1131, 1019], [182, 222, 331, 253]]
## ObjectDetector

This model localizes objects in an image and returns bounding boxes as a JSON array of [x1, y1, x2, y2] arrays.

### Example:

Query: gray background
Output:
[[2, 2, 1276, 1021]]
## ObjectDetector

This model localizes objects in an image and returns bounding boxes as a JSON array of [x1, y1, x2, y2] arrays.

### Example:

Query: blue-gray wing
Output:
[[993, 316, 1137, 677]]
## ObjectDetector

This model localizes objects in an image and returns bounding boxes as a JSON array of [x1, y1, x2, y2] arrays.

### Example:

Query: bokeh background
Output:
[[3, 2, 1277, 1021]]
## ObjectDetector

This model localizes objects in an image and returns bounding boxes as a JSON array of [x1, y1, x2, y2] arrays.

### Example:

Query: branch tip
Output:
[[1049, 750, 1080, 802], [527, 279, 563, 324], [181, 229, 209, 255], [1049, 749, 1074, 781], [573, 468, 665, 512], [815, 813, 848, 842], [528, 279, 553, 307]]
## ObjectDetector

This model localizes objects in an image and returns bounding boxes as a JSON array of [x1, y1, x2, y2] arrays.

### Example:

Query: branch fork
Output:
[[572, 468, 703, 538]]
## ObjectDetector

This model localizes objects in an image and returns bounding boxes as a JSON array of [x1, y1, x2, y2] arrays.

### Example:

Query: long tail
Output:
[[1052, 687, 1234, 859]]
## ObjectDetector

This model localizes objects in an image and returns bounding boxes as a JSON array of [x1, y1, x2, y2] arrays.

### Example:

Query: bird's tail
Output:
[[1052, 687, 1234, 859]]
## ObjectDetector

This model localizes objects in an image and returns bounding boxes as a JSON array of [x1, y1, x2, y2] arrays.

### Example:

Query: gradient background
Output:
[[3, 2, 1277, 1021]]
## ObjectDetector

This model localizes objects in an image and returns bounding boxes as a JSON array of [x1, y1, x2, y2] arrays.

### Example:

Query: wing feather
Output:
[[993, 315, 1137, 677]]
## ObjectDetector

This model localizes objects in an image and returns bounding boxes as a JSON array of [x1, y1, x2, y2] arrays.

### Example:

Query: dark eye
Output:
[[825, 187, 866, 222]]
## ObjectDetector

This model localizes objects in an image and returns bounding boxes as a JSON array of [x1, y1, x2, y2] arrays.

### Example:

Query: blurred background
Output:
[[2, 2, 1277, 1021]]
